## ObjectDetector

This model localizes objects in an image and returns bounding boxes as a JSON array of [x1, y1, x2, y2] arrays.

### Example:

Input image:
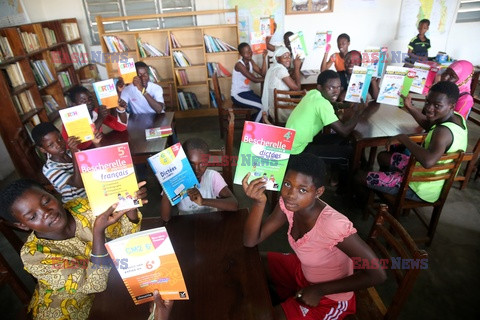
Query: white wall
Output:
[[447, 21, 480, 65]]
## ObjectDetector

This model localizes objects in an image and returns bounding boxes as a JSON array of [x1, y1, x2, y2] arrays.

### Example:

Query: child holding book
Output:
[[440, 60, 474, 119], [0, 179, 146, 320], [231, 42, 267, 122], [321, 33, 350, 72], [406, 19, 430, 63], [160, 138, 238, 220], [242, 153, 386, 320]]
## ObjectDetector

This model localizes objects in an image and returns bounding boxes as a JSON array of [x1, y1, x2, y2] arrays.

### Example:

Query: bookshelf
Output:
[[0, 18, 98, 180], [96, 8, 240, 118]]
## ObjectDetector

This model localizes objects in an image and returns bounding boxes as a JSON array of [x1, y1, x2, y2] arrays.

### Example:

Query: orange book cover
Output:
[[93, 78, 118, 109], [105, 227, 189, 305], [118, 58, 137, 83]]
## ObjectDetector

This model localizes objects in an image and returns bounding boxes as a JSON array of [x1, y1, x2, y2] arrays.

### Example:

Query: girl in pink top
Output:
[[441, 60, 474, 119], [242, 153, 386, 320]]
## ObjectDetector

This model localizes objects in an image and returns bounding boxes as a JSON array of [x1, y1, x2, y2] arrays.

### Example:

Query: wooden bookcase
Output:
[[96, 8, 240, 118], [0, 18, 97, 180]]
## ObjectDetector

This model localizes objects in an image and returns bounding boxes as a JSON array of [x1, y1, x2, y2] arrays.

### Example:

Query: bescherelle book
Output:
[[377, 66, 416, 107], [345, 66, 374, 103], [75, 142, 142, 216], [289, 31, 307, 59], [118, 58, 137, 84], [93, 78, 118, 109], [361, 46, 388, 78], [145, 126, 173, 140], [105, 227, 189, 305], [233, 121, 296, 191], [409, 62, 439, 95], [147, 143, 199, 205], [59, 104, 94, 142]]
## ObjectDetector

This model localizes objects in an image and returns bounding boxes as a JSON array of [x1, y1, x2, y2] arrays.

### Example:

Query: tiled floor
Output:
[[1, 114, 480, 319]]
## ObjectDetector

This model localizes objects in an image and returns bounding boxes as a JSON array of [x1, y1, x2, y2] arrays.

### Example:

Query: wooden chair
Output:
[[272, 89, 306, 126], [160, 82, 175, 111], [454, 138, 480, 190], [365, 151, 464, 246], [208, 109, 234, 190], [347, 204, 428, 320], [211, 73, 252, 138]]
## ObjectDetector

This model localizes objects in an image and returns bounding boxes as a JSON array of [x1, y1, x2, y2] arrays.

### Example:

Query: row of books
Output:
[[177, 91, 201, 110], [42, 94, 60, 114], [31, 59, 55, 88], [62, 22, 80, 41], [137, 38, 166, 57], [209, 90, 218, 108], [203, 34, 236, 53], [148, 65, 162, 83], [67, 43, 89, 69], [175, 69, 189, 86], [43, 27, 57, 46], [19, 30, 41, 53], [58, 71, 73, 89], [206, 62, 231, 78], [103, 35, 130, 53], [0, 36, 14, 62], [172, 51, 191, 67], [170, 33, 182, 48], [12, 90, 36, 115], [4, 62, 26, 88]]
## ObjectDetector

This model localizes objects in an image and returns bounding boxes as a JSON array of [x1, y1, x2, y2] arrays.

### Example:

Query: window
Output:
[[83, 0, 196, 44], [456, 0, 480, 23]]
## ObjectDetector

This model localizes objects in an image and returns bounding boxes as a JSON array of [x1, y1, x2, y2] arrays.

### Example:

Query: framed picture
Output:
[[286, 0, 334, 15]]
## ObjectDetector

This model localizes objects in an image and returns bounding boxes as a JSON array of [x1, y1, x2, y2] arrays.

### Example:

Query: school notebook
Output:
[[59, 104, 94, 143], [147, 143, 199, 205], [409, 62, 439, 95], [75, 142, 141, 216], [118, 58, 137, 84], [289, 31, 307, 59], [233, 121, 296, 191], [93, 78, 118, 109], [345, 66, 374, 103], [105, 227, 189, 305], [376, 66, 416, 107]]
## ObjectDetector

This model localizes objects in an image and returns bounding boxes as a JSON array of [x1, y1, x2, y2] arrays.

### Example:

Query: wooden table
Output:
[[89, 210, 275, 320], [100, 112, 175, 163]]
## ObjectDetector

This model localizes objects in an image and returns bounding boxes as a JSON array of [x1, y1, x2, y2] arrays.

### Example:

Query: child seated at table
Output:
[[321, 33, 350, 72], [63, 85, 127, 150], [406, 19, 430, 63], [0, 179, 146, 320], [360, 81, 468, 203], [242, 153, 386, 320], [32, 122, 86, 203], [160, 138, 238, 220]]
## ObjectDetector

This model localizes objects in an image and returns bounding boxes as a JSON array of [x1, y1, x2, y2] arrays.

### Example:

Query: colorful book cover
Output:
[[345, 66, 374, 103], [233, 122, 296, 191], [93, 78, 118, 109], [259, 16, 275, 38], [105, 227, 189, 305], [289, 31, 307, 59], [362, 46, 388, 78], [410, 62, 439, 95], [313, 31, 332, 50], [145, 126, 173, 140], [59, 104, 94, 143], [75, 143, 141, 216], [377, 66, 416, 107], [118, 58, 137, 84], [250, 31, 266, 54], [147, 143, 199, 205]]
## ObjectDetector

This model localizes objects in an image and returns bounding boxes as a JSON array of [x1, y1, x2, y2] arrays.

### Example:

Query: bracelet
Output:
[[90, 252, 109, 258], [116, 107, 126, 113]]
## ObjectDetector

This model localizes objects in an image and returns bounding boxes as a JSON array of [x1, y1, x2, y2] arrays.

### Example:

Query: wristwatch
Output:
[[296, 291, 303, 299]]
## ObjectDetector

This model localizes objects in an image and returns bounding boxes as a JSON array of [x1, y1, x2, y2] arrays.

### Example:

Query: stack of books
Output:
[[18, 30, 40, 53], [31, 60, 55, 88], [148, 65, 161, 83], [177, 91, 201, 110], [206, 62, 231, 78], [172, 51, 191, 67], [57, 71, 73, 89], [103, 35, 130, 53], [4, 62, 26, 88], [170, 33, 182, 48], [203, 34, 236, 53], [68, 43, 89, 69], [42, 95, 60, 114], [61, 22, 80, 41], [43, 27, 57, 46], [137, 38, 166, 57], [175, 69, 189, 86], [0, 36, 14, 61]]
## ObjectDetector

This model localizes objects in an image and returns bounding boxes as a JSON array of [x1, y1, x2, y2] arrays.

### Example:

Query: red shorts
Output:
[[267, 252, 356, 320]]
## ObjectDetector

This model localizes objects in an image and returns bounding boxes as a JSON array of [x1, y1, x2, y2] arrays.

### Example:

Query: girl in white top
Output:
[[231, 43, 267, 122]]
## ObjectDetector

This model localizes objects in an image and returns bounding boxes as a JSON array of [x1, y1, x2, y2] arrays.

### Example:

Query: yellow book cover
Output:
[[118, 58, 137, 84], [59, 104, 94, 142], [75, 142, 142, 216], [93, 78, 118, 109], [105, 227, 189, 305]]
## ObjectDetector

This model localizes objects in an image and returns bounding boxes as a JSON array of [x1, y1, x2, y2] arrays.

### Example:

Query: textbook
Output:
[[259, 16, 275, 38], [250, 31, 266, 54], [313, 31, 332, 50], [59, 104, 94, 143], [147, 143, 199, 205], [233, 122, 296, 191], [105, 227, 189, 305], [145, 126, 173, 140], [345, 66, 374, 103], [289, 31, 307, 59], [93, 78, 118, 109], [361, 46, 388, 78], [75, 142, 142, 216], [118, 58, 137, 84], [410, 62, 439, 95], [377, 66, 416, 107]]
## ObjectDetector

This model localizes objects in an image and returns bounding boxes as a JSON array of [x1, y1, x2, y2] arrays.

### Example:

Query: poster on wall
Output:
[[0, 0, 29, 28]]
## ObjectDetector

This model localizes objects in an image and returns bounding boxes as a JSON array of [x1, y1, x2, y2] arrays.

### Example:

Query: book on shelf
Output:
[[148, 65, 161, 83], [24, 122, 35, 143], [4, 62, 26, 88], [103, 35, 130, 53], [344, 66, 374, 103], [165, 36, 170, 56], [93, 78, 118, 109], [30, 114, 41, 126], [16, 91, 36, 114], [12, 95, 24, 115], [62, 22, 80, 41], [313, 31, 332, 50], [68, 43, 89, 69], [177, 91, 200, 110], [59, 104, 94, 143], [233, 121, 296, 191], [170, 33, 182, 48], [361, 46, 388, 78], [31, 60, 55, 87], [203, 34, 236, 53], [137, 38, 166, 57], [377, 66, 416, 107], [207, 62, 232, 78], [118, 58, 137, 84], [289, 31, 307, 59], [172, 51, 191, 67], [105, 226, 189, 305], [42, 95, 60, 114], [0, 36, 14, 61], [42, 27, 57, 46], [50, 51, 63, 68], [145, 126, 173, 140], [409, 62, 439, 95], [57, 71, 73, 89], [75, 142, 142, 216], [209, 90, 218, 108], [147, 142, 199, 206], [174, 69, 189, 86], [18, 30, 41, 53]]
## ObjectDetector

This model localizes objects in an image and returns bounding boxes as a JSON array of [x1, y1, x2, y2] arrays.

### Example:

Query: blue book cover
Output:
[[147, 143, 199, 205], [345, 66, 374, 103]]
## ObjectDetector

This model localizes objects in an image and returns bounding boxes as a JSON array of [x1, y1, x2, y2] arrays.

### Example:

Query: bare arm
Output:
[[401, 94, 430, 130], [321, 52, 335, 72], [251, 51, 267, 77], [144, 91, 165, 113], [266, 36, 276, 52], [160, 193, 173, 222], [66, 137, 84, 188], [281, 56, 302, 90], [235, 61, 264, 83], [329, 102, 367, 137]]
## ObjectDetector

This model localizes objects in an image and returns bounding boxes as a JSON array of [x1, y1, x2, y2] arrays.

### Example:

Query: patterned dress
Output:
[[21, 198, 142, 320]]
